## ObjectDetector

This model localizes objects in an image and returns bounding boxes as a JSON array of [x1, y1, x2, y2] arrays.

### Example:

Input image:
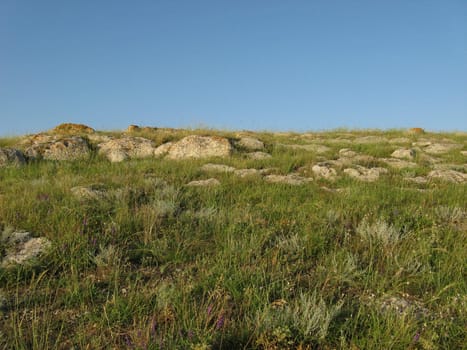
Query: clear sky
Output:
[[1, 0, 466, 135]]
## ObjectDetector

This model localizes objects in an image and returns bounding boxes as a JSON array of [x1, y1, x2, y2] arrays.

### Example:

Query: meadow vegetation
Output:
[[0, 127, 465, 349]]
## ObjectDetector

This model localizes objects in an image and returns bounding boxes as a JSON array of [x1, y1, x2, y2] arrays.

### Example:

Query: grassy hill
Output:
[[0, 126, 466, 349]]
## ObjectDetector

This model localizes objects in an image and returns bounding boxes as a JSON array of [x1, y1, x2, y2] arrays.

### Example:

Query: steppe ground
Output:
[[0, 126, 466, 349]]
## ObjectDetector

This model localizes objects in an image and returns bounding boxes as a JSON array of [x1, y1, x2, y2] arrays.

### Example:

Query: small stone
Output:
[[338, 148, 358, 158], [461, 151, 467, 156], [427, 170, 467, 183], [391, 148, 416, 160], [186, 178, 221, 187], [424, 143, 461, 155], [404, 176, 428, 184], [264, 174, 313, 185], [234, 169, 261, 178], [200, 163, 236, 173], [276, 143, 330, 154], [235, 137, 265, 151], [378, 295, 430, 319], [246, 151, 272, 160], [353, 136, 388, 144], [311, 164, 338, 180], [70, 186, 107, 200], [344, 166, 388, 182], [382, 158, 417, 169]]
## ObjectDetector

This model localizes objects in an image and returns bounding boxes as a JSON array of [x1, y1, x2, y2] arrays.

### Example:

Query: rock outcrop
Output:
[[344, 166, 388, 182], [98, 137, 156, 162], [25, 136, 91, 161], [235, 137, 265, 151], [427, 170, 467, 183], [391, 148, 416, 160], [166, 136, 233, 159], [0, 148, 26, 166], [51, 123, 95, 135]]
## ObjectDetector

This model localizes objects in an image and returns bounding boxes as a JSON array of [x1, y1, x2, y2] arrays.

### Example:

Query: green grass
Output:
[[0, 128, 466, 349]]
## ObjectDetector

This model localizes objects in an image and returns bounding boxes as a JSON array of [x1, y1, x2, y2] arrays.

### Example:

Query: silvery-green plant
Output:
[[94, 244, 120, 268], [258, 291, 343, 341], [357, 217, 401, 246], [435, 206, 465, 224]]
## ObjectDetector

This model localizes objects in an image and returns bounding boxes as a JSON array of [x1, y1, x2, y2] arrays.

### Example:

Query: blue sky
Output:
[[1, 0, 466, 135]]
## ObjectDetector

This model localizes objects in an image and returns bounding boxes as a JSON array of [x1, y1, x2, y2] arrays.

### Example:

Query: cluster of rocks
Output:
[[1, 123, 465, 185], [187, 163, 312, 187]]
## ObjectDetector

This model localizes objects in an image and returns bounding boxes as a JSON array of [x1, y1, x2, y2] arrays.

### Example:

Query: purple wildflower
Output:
[[215, 314, 225, 330], [413, 332, 420, 342]]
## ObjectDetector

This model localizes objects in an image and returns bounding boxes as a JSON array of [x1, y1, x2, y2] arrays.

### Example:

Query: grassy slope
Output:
[[0, 129, 466, 349]]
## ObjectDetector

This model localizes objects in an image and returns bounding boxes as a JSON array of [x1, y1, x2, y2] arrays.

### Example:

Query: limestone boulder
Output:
[[344, 166, 388, 182], [235, 137, 265, 151], [25, 136, 91, 161], [311, 164, 338, 180], [153, 142, 174, 158], [0, 148, 26, 167], [166, 135, 232, 159], [391, 148, 416, 160], [98, 137, 156, 162], [51, 123, 94, 135], [427, 170, 467, 183]]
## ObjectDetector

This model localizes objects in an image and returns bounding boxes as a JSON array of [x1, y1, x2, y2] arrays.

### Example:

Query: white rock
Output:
[[391, 148, 416, 160], [235, 137, 265, 151], [154, 142, 174, 158], [427, 170, 467, 183], [234, 169, 261, 178], [167, 135, 232, 159], [424, 143, 461, 155], [264, 174, 313, 185], [200, 163, 236, 173], [246, 151, 272, 160], [311, 164, 338, 180], [98, 137, 156, 162], [344, 166, 388, 182], [186, 178, 221, 187]]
